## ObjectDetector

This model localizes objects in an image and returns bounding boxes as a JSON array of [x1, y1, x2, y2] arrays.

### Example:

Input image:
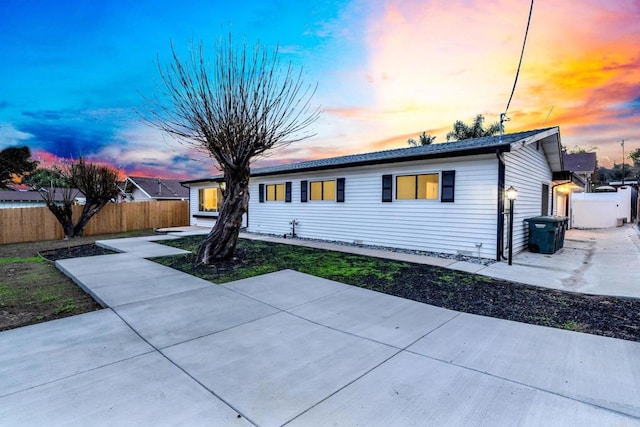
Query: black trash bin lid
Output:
[[524, 215, 566, 223]]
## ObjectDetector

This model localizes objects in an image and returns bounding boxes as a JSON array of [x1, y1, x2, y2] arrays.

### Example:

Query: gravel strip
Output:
[[244, 232, 495, 266]]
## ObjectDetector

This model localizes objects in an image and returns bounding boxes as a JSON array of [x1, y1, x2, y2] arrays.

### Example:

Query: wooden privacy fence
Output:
[[0, 201, 189, 244]]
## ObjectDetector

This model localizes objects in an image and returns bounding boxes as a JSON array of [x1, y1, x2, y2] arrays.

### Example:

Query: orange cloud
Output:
[[340, 0, 640, 168]]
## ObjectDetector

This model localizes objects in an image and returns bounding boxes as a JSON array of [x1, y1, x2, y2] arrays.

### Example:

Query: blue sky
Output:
[[1, 0, 639, 178]]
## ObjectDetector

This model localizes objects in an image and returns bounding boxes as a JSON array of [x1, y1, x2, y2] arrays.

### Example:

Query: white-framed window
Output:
[[198, 188, 221, 212]]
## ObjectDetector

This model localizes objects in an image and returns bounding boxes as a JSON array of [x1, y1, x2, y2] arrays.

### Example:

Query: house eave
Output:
[[250, 145, 512, 178], [510, 127, 563, 172], [552, 171, 586, 187], [180, 176, 224, 186], [126, 177, 153, 199]]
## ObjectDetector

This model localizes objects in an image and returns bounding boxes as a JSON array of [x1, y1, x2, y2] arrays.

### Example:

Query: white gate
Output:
[[572, 187, 632, 228]]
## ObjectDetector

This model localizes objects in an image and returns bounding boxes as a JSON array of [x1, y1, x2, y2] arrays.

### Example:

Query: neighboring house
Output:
[[562, 152, 597, 190], [0, 189, 84, 209], [121, 176, 189, 202], [550, 152, 596, 224], [182, 127, 571, 261]]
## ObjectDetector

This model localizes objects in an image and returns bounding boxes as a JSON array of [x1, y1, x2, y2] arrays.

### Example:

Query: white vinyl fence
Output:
[[572, 187, 632, 228]]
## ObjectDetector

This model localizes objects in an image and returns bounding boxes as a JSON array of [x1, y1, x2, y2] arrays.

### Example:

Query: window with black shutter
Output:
[[382, 175, 393, 202], [336, 178, 345, 202], [441, 170, 455, 203], [300, 180, 308, 202], [285, 182, 292, 203]]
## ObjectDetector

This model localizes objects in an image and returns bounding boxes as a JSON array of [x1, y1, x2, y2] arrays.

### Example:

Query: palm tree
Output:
[[407, 132, 436, 147], [446, 114, 500, 141]]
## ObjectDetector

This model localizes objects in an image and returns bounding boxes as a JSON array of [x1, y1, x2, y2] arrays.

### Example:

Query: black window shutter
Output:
[[382, 175, 393, 202], [285, 182, 292, 203], [259, 184, 264, 203], [441, 170, 455, 202], [336, 178, 345, 202], [300, 180, 308, 202]]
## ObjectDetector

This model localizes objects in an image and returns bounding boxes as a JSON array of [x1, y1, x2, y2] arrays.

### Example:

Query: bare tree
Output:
[[41, 158, 120, 238], [144, 37, 319, 264]]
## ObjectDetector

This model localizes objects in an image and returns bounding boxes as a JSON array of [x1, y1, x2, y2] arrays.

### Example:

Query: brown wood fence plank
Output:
[[0, 201, 188, 244]]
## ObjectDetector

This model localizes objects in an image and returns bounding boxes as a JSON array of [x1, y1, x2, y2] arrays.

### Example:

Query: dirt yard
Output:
[[0, 230, 155, 331]]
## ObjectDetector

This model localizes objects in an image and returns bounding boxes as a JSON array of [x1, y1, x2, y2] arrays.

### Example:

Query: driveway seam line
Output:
[[0, 348, 156, 400], [108, 307, 259, 426], [156, 309, 283, 351], [281, 347, 405, 426], [404, 349, 640, 421]]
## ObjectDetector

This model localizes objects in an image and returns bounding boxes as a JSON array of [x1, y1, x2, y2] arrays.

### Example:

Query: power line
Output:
[[504, 0, 535, 117]]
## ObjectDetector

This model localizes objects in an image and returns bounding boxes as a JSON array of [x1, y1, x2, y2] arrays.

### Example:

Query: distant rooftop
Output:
[[125, 176, 189, 199], [0, 188, 82, 203], [562, 152, 597, 173]]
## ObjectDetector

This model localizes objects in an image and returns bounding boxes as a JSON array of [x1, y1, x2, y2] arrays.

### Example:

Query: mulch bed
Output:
[[367, 269, 640, 342], [35, 242, 640, 343], [39, 244, 117, 261]]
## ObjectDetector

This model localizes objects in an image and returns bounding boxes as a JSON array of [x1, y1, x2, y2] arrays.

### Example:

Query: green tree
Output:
[[144, 37, 319, 264], [446, 114, 500, 142], [0, 146, 38, 188], [561, 145, 598, 154], [407, 132, 436, 147], [41, 158, 120, 238], [629, 147, 640, 167], [23, 167, 67, 189]]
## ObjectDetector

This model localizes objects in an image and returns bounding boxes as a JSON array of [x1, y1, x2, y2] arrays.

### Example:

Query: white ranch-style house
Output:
[[182, 127, 582, 261]]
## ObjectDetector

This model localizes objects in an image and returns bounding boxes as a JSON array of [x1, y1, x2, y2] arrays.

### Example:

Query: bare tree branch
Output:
[[141, 36, 320, 263]]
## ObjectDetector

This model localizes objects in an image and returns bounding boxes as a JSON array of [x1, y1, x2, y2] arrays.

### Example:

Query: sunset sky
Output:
[[1, 0, 639, 179]]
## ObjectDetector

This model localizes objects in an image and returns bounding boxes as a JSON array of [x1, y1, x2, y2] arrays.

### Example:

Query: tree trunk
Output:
[[45, 202, 75, 239], [195, 169, 250, 264], [73, 200, 109, 237]]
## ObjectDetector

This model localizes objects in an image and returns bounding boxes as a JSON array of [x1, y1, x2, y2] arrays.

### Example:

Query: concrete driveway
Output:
[[477, 224, 640, 298], [1, 234, 639, 425]]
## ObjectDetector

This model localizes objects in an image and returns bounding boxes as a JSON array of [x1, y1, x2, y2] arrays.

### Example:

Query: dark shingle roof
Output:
[[0, 189, 80, 203], [251, 128, 555, 177], [126, 176, 189, 199], [562, 152, 597, 173], [181, 127, 559, 183]]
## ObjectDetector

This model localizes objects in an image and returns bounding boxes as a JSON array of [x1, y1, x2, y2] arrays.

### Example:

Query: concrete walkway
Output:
[[234, 224, 640, 298], [235, 225, 640, 298], [476, 224, 640, 298], [1, 235, 639, 425]]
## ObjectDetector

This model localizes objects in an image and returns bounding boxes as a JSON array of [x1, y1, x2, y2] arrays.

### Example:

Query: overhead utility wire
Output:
[[501, 0, 535, 134]]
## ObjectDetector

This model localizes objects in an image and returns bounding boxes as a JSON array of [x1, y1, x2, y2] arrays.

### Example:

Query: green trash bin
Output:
[[524, 216, 565, 254], [556, 216, 569, 250]]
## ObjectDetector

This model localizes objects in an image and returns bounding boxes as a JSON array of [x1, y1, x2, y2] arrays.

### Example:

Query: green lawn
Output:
[[158, 236, 411, 286], [154, 236, 640, 343]]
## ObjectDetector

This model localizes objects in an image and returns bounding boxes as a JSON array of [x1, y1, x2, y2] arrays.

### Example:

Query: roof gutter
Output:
[[251, 144, 512, 178], [180, 176, 224, 186]]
